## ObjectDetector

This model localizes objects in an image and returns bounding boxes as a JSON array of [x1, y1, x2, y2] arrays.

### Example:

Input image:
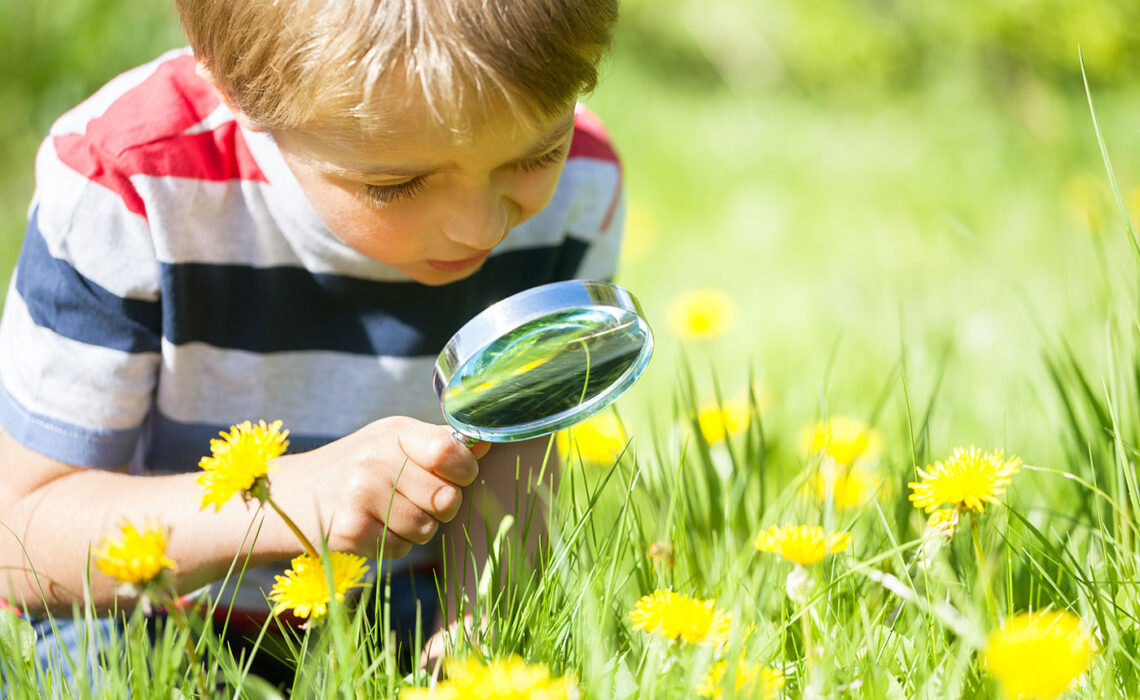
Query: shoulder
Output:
[[568, 106, 621, 169], [555, 105, 623, 238], [50, 49, 219, 151], [44, 49, 266, 221]]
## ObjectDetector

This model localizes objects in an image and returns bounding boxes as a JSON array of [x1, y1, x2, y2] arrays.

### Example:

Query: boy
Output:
[[0, 0, 623, 682]]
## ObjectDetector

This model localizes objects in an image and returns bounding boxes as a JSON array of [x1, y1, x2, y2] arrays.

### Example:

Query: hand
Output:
[[276, 417, 490, 558]]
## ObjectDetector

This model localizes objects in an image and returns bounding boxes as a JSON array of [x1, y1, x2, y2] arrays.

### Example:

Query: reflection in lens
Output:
[[443, 306, 650, 435]]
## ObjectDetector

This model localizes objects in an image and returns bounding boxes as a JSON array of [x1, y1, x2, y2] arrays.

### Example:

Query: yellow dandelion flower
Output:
[[985, 611, 1092, 699], [400, 655, 577, 700], [695, 398, 752, 444], [197, 419, 290, 511], [908, 446, 1021, 514], [268, 551, 368, 621], [802, 416, 882, 466], [699, 661, 784, 699], [754, 525, 852, 566], [646, 541, 675, 572], [620, 200, 658, 264], [556, 410, 628, 465], [94, 519, 177, 586], [1062, 175, 1107, 233], [808, 462, 881, 509], [667, 289, 734, 340], [630, 590, 731, 645]]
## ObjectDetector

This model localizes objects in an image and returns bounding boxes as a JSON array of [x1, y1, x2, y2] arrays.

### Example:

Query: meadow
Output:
[[3, 0, 1140, 697]]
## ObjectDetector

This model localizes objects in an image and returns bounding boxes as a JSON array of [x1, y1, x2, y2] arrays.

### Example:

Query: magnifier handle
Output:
[[450, 430, 480, 449]]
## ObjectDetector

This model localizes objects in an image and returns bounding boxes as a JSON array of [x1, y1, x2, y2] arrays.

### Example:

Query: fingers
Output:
[[392, 420, 480, 487], [360, 490, 440, 548], [390, 462, 464, 522]]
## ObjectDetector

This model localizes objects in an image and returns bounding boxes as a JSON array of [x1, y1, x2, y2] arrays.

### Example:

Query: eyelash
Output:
[[358, 144, 569, 206]]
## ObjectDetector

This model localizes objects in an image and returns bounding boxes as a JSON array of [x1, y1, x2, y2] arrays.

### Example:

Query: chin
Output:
[[407, 264, 484, 286]]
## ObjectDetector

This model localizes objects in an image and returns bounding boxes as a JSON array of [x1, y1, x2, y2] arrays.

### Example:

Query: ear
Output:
[[195, 60, 265, 132]]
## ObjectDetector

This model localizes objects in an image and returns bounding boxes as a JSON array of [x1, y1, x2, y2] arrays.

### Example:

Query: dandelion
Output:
[[908, 446, 1021, 514], [808, 462, 881, 509], [268, 552, 368, 622], [556, 410, 628, 465], [695, 398, 751, 444], [646, 541, 675, 572], [401, 655, 577, 699], [197, 419, 290, 511], [94, 519, 177, 587], [630, 589, 731, 645], [802, 416, 882, 466], [667, 289, 734, 340], [1062, 175, 1106, 232], [699, 661, 784, 700], [754, 525, 852, 566], [985, 611, 1092, 699]]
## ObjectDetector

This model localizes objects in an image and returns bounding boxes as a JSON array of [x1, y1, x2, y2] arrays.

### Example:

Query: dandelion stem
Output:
[[267, 496, 320, 558], [969, 511, 997, 620], [800, 607, 813, 675], [969, 511, 984, 565]]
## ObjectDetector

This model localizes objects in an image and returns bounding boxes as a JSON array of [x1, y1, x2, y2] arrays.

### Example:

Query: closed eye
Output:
[[515, 143, 570, 173], [358, 177, 429, 206]]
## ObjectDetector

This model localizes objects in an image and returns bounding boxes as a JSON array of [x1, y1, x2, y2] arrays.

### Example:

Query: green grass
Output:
[[5, 0, 1140, 697]]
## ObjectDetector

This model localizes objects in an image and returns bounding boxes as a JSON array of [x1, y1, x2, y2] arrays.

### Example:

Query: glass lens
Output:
[[441, 305, 652, 441]]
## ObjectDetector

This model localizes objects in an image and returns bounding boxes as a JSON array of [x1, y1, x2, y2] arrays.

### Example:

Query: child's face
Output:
[[274, 106, 574, 286]]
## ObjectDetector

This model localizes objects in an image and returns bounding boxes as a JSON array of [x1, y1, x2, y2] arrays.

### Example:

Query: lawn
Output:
[[3, 0, 1140, 697]]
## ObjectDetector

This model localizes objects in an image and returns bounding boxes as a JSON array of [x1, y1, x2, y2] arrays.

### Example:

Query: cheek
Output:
[[512, 164, 567, 217], [303, 182, 431, 259]]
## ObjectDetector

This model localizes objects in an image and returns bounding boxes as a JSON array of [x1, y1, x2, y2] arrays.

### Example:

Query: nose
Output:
[[441, 186, 511, 251]]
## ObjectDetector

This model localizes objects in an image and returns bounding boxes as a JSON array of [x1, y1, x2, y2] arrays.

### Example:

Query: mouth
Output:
[[426, 251, 491, 273]]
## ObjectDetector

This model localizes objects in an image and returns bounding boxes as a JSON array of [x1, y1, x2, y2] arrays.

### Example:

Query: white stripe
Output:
[[181, 103, 233, 135], [155, 341, 443, 433], [34, 142, 159, 300], [574, 195, 625, 281], [50, 49, 191, 137], [0, 287, 159, 432]]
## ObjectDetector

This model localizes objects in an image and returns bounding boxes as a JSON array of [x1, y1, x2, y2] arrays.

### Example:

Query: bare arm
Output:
[[0, 418, 481, 616], [0, 431, 299, 615]]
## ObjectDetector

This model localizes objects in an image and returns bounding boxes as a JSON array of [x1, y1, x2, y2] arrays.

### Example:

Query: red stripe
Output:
[[568, 109, 622, 232], [52, 53, 266, 220], [0, 598, 21, 616], [568, 109, 620, 165]]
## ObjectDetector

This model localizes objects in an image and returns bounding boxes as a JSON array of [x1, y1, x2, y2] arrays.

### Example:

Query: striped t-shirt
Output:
[[0, 49, 622, 612]]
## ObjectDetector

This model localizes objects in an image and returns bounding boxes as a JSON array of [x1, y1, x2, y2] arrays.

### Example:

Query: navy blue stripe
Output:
[[16, 209, 162, 353], [163, 238, 590, 355], [0, 379, 142, 469], [143, 413, 340, 474]]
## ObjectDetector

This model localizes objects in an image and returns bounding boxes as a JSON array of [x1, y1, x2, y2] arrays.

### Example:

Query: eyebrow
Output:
[[333, 114, 576, 180]]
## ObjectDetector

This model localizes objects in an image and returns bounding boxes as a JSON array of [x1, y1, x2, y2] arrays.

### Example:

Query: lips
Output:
[[426, 251, 491, 273]]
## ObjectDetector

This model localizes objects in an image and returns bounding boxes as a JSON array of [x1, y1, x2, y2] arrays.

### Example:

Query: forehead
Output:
[[279, 87, 573, 175]]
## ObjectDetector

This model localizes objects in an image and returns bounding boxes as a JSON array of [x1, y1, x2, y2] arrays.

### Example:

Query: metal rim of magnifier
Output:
[[433, 280, 653, 442]]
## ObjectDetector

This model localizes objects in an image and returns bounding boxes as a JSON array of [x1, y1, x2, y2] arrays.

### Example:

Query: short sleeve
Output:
[[564, 106, 624, 282], [0, 135, 162, 468]]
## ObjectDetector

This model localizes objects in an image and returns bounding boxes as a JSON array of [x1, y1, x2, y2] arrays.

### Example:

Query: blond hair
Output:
[[176, 0, 617, 140]]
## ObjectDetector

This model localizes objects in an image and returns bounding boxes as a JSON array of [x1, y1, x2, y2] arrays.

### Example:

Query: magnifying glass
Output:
[[433, 280, 653, 445]]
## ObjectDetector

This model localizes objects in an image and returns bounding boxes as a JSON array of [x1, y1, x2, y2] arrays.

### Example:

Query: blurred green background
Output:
[[3, 0, 1140, 466]]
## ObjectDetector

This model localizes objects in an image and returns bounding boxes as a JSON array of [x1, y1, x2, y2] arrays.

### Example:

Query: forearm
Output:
[[0, 428, 346, 615], [0, 468, 306, 615]]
